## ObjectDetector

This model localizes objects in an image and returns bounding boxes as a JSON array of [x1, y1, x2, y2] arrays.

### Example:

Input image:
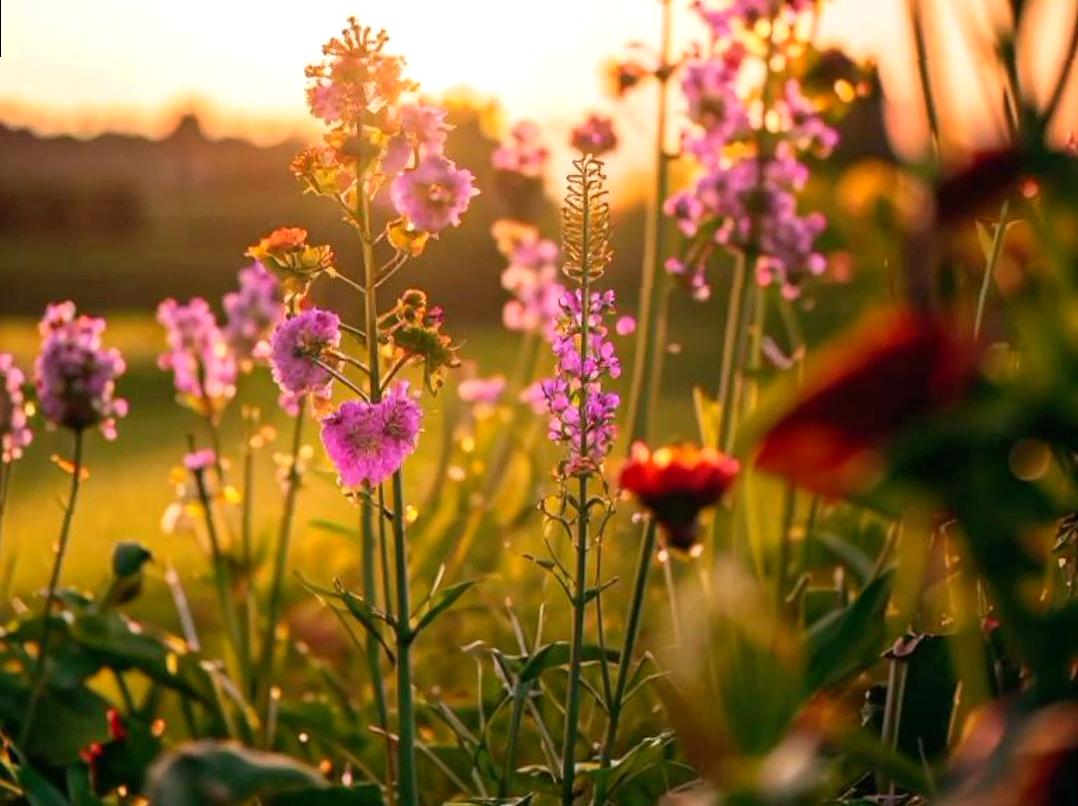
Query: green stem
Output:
[[240, 425, 255, 695], [662, 554, 682, 644], [499, 685, 528, 798], [361, 492, 393, 786], [594, 519, 658, 805], [715, 252, 747, 447], [973, 199, 1010, 339], [256, 404, 305, 734], [391, 471, 418, 806], [625, 0, 675, 445], [775, 484, 796, 611], [19, 429, 85, 749]]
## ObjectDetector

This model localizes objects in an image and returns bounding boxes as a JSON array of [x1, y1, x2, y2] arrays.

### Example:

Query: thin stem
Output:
[[380, 355, 414, 395], [908, 0, 941, 159], [239, 425, 256, 697], [362, 490, 394, 800], [499, 684, 528, 798], [775, 484, 796, 611], [0, 461, 13, 613], [313, 357, 370, 401], [391, 470, 418, 806], [624, 0, 675, 445], [662, 554, 682, 645], [973, 199, 1011, 339], [715, 252, 747, 448], [19, 429, 85, 748], [594, 519, 659, 805], [256, 403, 305, 737]]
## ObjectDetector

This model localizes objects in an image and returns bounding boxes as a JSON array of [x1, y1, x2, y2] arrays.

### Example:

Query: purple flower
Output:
[[269, 308, 341, 398], [492, 120, 550, 178], [501, 234, 565, 339], [320, 382, 422, 488], [35, 302, 127, 437], [184, 448, 217, 472], [399, 103, 452, 155], [223, 262, 284, 367], [570, 114, 618, 156], [541, 289, 621, 475], [0, 354, 32, 463], [156, 298, 237, 413], [458, 375, 507, 406], [391, 155, 479, 234]]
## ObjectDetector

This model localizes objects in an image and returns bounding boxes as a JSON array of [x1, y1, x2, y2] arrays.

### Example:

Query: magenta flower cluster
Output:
[[391, 155, 479, 234], [665, 0, 838, 300], [35, 302, 128, 438], [320, 381, 422, 488], [156, 298, 238, 410], [0, 354, 33, 463], [269, 307, 341, 413], [492, 121, 550, 178], [570, 114, 618, 157], [223, 262, 285, 366], [501, 234, 565, 341], [541, 289, 621, 475]]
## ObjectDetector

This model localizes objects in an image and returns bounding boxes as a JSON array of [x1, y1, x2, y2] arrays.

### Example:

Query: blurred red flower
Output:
[[756, 307, 979, 497], [619, 442, 740, 551]]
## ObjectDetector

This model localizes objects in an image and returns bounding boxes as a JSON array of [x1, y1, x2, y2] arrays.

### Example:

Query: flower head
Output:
[[320, 382, 422, 488], [35, 302, 128, 437], [223, 262, 284, 367], [0, 354, 33, 463], [269, 308, 341, 401], [398, 102, 452, 155], [390, 155, 478, 233], [156, 298, 237, 415], [570, 114, 618, 156], [620, 442, 740, 551], [492, 120, 550, 178], [246, 227, 336, 300]]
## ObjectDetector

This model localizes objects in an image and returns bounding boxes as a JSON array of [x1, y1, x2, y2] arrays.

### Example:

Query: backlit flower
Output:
[[0, 354, 32, 463], [156, 298, 237, 415], [390, 155, 478, 233], [570, 114, 618, 156], [398, 103, 452, 155], [246, 227, 336, 300], [35, 302, 127, 437], [223, 262, 284, 367], [269, 308, 341, 399], [756, 308, 980, 497], [458, 375, 507, 406], [620, 442, 740, 551], [320, 382, 422, 488], [492, 120, 550, 178]]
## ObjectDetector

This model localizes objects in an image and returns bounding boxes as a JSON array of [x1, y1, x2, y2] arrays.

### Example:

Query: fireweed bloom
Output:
[[223, 262, 284, 366], [320, 382, 422, 488], [541, 289, 621, 475], [664, 0, 839, 300], [570, 114, 618, 156], [156, 298, 237, 414], [500, 232, 565, 340], [390, 155, 478, 234], [0, 354, 32, 462], [756, 307, 980, 497], [269, 308, 341, 414], [620, 442, 740, 552], [492, 120, 550, 178], [35, 302, 128, 437]]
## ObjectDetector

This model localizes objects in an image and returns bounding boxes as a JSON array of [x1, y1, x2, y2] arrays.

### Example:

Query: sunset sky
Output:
[[0, 0, 1075, 164]]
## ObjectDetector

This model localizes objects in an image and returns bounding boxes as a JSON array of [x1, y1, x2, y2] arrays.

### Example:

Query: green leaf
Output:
[[413, 579, 479, 634], [146, 741, 329, 806], [518, 642, 619, 684], [804, 571, 894, 692], [15, 760, 68, 806], [269, 783, 384, 805], [0, 673, 109, 765], [111, 542, 153, 578]]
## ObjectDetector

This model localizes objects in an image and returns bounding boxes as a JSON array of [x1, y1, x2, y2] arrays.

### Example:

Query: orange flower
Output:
[[619, 442, 740, 551], [756, 307, 979, 497], [246, 227, 336, 300]]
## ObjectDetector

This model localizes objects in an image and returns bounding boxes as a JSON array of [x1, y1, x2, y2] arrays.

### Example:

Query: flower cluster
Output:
[[492, 121, 550, 178], [541, 289, 621, 476], [320, 382, 422, 488], [496, 224, 565, 341], [246, 227, 335, 301], [35, 302, 127, 437], [0, 354, 33, 462], [570, 114, 618, 156], [269, 308, 341, 407], [297, 19, 478, 239], [156, 298, 237, 416], [664, 0, 841, 299], [223, 262, 285, 367]]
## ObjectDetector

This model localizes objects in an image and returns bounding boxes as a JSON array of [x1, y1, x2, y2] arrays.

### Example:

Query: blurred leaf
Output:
[[146, 741, 328, 806], [15, 759, 68, 806], [0, 673, 109, 765], [111, 542, 153, 578], [268, 783, 384, 805], [413, 579, 479, 634], [804, 571, 894, 692], [65, 763, 102, 806]]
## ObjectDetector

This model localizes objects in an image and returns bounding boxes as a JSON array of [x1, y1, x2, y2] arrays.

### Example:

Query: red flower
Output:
[[756, 307, 979, 497], [619, 442, 740, 551]]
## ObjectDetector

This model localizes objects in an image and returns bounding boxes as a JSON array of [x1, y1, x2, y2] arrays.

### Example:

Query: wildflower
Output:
[[570, 114, 618, 156], [756, 308, 980, 497], [156, 298, 237, 415], [542, 289, 622, 475], [492, 120, 550, 178], [616, 316, 637, 336], [246, 227, 336, 300], [222, 262, 284, 367], [269, 308, 341, 399], [398, 102, 452, 155], [0, 354, 32, 462], [499, 230, 564, 339], [35, 302, 127, 437], [320, 382, 422, 488], [458, 375, 507, 406], [619, 442, 740, 551], [183, 448, 217, 473], [390, 155, 478, 234]]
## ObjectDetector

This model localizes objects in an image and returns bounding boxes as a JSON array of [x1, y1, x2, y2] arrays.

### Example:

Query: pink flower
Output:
[[615, 316, 637, 336], [399, 103, 452, 155], [269, 308, 341, 398], [458, 375, 507, 405], [223, 262, 284, 366], [570, 114, 618, 156], [320, 382, 422, 488], [492, 120, 550, 178], [0, 354, 32, 463], [183, 448, 217, 473], [391, 155, 479, 233], [156, 298, 237, 412], [501, 234, 565, 340], [35, 302, 127, 437]]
